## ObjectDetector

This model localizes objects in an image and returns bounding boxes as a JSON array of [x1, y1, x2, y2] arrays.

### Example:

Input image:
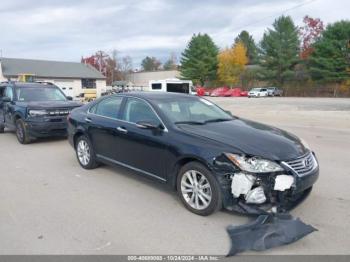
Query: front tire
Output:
[[16, 119, 31, 144], [75, 135, 99, 169], [177, 162, 222, 216]]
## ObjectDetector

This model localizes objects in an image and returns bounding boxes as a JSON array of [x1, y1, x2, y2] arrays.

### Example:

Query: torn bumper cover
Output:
[[226, 213, 317, 256], [217, 152, 319, 215]]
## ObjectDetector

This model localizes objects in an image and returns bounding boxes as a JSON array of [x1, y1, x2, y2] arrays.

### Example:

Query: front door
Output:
[[115, 97, 168, 181], [3, 86, 15, 128]]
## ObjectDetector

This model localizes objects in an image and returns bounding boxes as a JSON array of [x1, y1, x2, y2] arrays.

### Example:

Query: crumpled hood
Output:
[[178, 118, 308, 161], [17, 100, 82, 109]]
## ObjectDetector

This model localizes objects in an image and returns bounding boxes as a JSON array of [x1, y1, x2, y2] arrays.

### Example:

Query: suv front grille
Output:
[[283, 152, 318, 177], [47, 108, 71, 116]]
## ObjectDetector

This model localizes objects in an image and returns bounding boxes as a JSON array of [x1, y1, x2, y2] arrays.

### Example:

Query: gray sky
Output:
[[0, 0, 348, 67]]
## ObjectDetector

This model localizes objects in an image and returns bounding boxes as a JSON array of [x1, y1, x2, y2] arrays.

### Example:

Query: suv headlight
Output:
[[28, 109, 48, 117], [225, 153, 283, 173]]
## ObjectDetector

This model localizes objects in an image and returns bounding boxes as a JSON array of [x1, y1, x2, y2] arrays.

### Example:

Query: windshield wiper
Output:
[[204, 118, 232, 124], [174, 121, 205, 125]]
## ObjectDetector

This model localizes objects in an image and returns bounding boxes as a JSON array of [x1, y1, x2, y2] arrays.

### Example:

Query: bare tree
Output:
[[119, 56, 133, 80]]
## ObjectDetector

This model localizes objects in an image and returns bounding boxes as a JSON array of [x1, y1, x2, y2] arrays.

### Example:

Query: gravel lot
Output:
[[0, 97, 349, 255]]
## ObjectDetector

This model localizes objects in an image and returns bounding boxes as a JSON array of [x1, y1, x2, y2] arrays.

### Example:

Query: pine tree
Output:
[[180, 33, 219, 85], [309, 20, 350, 96], [141, 56, 161, 71], [259, 15, 300, 86], [234, 30, 258, 64]]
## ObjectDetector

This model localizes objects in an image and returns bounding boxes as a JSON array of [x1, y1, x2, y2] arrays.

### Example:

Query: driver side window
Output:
[[4, 87, 13, 100], [122, 98, 161, 125]]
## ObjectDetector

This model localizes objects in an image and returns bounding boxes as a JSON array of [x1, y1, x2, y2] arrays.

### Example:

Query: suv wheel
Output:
[[16, 119, 31, 144], [177, 162, 222, 216], [75, 135, 99, 169], [0, 124, 4, 133]]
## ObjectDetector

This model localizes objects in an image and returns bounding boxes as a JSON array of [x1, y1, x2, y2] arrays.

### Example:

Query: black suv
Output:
[[0, 82, 81, 144]]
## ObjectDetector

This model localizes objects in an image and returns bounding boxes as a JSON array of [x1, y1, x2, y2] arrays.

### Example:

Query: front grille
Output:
[[47, 108, 71, 116], [283, 152, 317, 177]]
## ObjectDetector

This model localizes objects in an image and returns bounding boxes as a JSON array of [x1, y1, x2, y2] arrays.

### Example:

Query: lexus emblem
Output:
[[304, 158, 311, 167]]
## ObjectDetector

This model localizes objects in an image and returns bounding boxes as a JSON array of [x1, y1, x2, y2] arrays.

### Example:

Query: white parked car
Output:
[[248, 88, 268, 98], [267, 87, 283, 96]]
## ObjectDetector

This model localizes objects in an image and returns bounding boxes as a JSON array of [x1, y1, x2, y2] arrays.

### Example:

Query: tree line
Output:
[[180, 15, 350, 97], [82, 15, 349, 96]]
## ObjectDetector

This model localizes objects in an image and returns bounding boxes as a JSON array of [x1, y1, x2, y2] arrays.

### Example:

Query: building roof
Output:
[[126, 70, 180, 87], [0, 57, 106, 79]]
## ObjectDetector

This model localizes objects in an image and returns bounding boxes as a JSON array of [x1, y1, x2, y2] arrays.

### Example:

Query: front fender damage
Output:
[[212, 154, 318, 255]]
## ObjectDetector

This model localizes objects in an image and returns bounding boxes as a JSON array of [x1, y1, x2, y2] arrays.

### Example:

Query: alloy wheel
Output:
[[181, 170, 212, 210], [77, 140, 91, 166]]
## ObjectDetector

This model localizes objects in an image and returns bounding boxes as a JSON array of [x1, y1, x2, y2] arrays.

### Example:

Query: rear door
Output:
[[87, 96, 125, 160]]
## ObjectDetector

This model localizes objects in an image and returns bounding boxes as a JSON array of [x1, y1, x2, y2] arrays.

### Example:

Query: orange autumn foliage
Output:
[[217, 41, 248, 86]]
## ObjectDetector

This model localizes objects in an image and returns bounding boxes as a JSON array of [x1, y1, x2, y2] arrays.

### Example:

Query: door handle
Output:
[[85, 117, 92, 123], [116, 126, 128, 134]]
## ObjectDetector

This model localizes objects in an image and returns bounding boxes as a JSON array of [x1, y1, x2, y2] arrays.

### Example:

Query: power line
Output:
[[230, 0, 319, 32]]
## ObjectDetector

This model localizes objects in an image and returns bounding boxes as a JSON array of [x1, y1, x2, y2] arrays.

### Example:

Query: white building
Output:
[[0, 57, 106, 97], [126, 70, 180, 90]]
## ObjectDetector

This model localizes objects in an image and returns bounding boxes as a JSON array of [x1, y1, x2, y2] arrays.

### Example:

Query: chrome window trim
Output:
[[87, 95, 169, 132], [96, 154, 166, 182]]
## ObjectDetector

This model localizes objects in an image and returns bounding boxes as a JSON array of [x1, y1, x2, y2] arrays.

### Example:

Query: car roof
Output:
[[113, 91, 194, 101], [0, 82, 56, 89]]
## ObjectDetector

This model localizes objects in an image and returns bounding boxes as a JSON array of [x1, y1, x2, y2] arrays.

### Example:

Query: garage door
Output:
[[54, 80, 75, 97]]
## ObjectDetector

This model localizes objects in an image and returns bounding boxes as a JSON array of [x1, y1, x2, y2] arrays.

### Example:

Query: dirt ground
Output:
[[0, 97, 349, 255]]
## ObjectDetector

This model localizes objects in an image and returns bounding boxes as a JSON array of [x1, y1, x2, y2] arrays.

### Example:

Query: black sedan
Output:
[[67, 92, 319, 216]]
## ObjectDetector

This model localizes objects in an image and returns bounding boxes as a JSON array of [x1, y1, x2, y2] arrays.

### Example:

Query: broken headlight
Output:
[[225, 153, 283, 173]]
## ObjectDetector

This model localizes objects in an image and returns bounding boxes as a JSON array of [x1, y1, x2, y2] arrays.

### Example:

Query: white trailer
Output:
[[149, 79, 195, 95]]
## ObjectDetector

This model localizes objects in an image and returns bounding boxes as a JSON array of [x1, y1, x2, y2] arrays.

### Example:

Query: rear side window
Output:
[[167, 83, 189, 93], [93, 97, 123, 119], [152, 83, 162, 90], [0, 87, 5, 98]]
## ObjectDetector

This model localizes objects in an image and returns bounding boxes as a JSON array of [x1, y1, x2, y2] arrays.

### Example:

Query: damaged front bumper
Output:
[[216, 153, 319, 215]]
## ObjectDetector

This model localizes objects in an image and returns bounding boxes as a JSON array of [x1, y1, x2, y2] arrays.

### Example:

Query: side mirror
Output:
[[2, 96, 11, 103], [66, 96, 73, 101], [136, 121, 162, 130], [225, 110, 233, 116]]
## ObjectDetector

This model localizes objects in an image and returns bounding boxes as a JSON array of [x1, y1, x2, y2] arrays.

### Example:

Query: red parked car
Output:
[[223, 88, 243, 97], [240, 90, 248, 97], [196, 87, 206, 96], [210, 87, 229, 97]]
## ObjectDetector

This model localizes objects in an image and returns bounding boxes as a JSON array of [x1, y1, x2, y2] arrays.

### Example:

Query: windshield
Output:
[[155, 97, 233, 124], [16, 87, 67, 101]]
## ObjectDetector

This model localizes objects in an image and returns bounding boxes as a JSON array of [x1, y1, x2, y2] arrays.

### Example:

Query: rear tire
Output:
[[16, 119, 31, 144], [75, 135, 99, 169], [177, 162, 222, 216]]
